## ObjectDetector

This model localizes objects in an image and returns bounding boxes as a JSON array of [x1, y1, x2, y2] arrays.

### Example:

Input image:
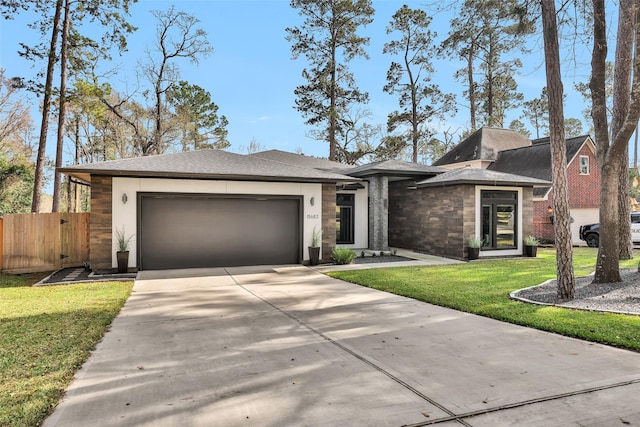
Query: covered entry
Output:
[[138, 193, 301, 270]]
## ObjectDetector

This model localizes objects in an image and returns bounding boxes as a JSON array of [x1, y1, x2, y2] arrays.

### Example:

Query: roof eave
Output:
[[57, 167, 359, 184], [417, 179, 550, 188]]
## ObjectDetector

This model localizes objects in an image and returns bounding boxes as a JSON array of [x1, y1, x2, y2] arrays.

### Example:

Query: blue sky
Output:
[[0, 0, 599, 166]]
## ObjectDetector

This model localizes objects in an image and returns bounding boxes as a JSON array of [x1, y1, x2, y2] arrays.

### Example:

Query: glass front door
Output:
[[481, 191, 517, 250]]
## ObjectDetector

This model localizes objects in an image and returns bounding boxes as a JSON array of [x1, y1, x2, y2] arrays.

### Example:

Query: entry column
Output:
[[368, 175, 388, 251]]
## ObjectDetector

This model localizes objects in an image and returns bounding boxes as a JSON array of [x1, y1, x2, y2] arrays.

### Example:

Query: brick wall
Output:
[[533, 142, 599, 241], [321, 183, 336, 262], [567, 144, 600, 208], [90, 175, 112, 271], [533, 192, 555, 241]]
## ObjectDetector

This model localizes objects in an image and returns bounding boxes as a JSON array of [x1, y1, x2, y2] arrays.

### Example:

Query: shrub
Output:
[[524, 235, 540, 246], [333, 247, 356, 265], [468, 236, 483, 248]]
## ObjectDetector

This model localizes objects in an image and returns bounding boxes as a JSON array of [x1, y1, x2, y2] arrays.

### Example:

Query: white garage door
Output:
[[139, 194, 301, 270]]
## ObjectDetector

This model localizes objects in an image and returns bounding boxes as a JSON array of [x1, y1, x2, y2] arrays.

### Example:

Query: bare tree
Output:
[[141, 6, 212, 155]]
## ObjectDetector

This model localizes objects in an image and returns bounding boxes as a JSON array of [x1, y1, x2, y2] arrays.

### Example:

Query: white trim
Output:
[[475, 186, 523, 257], [579, 155, 590, 175]]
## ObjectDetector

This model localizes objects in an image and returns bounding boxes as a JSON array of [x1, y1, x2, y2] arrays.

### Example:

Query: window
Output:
[[481, 190, 517, 250], [579, 155, 589, 175], [336, 194, 354, 244]]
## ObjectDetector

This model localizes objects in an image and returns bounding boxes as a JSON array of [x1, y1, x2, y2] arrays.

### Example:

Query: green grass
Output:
[[0, 273, 133, 427], [329, 247, 640, 352]]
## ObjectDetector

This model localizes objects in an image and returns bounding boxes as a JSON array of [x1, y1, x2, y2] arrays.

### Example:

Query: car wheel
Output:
[[586, 234, 599, 247]]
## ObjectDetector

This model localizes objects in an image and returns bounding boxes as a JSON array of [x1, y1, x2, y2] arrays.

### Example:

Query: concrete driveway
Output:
[[44, 266, 640, 426]]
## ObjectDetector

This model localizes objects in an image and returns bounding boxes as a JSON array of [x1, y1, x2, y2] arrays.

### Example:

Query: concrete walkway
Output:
[[44, 266, 640, 426]]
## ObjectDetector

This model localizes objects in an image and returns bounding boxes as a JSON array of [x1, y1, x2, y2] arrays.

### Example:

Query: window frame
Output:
[[475, 186, 523, 257], [336, 193, 355, 245], [579, 155, 590, 175]]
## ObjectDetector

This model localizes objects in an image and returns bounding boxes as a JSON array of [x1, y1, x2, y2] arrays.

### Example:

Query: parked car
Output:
[[579, 212, 640, 247]]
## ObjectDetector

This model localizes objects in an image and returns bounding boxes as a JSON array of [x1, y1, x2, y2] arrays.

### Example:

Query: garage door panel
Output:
[[140, 195, 300, 270]]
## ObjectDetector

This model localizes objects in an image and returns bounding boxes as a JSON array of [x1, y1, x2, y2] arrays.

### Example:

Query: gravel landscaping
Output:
[[512, 269, 640, 315]]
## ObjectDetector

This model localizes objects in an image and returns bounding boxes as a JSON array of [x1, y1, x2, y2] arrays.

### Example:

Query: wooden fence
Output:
[[2, 213, 90, 274]]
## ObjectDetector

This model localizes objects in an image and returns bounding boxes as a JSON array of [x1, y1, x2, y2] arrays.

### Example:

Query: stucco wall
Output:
[[335, 184, 369, 250], [111, 177, 324, 269]]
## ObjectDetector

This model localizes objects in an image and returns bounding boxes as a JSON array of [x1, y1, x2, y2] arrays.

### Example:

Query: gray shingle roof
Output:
[[59, 149, 359, 183], [488, 135, 592, 181], [250, 149, 353, 171], [347, 159, 446, 177], [416, 167, 551, 188], [433, 127, 531, 166]]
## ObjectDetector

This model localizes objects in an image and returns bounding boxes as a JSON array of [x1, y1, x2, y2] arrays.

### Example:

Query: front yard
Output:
[[329, 247, 640, 352], [0, 273, 132, 427], [3, 248, 639, 426]]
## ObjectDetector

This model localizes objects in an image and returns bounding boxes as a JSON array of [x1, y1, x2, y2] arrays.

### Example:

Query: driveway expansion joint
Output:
[[402, 377, 640, 426], [224, 268, 470, 427]]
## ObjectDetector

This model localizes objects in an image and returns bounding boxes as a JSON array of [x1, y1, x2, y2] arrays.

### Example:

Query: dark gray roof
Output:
[[488, 135, 592, 181], [433, 127, 531, 166], [250, 149, 352, 171], [416, 167, 551, 188], [59, 149, 359, 183], [347, 159, 446, 178]]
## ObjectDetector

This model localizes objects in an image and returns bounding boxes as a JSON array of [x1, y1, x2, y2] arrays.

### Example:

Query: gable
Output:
[[489, 135, 592, 181], [433, 127, 531, 166]]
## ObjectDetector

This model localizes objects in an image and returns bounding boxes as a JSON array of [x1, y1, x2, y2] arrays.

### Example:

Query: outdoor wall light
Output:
[[547, 206, 554, 225], [122, 193, 128, 204], [310, 196, 315, 206]]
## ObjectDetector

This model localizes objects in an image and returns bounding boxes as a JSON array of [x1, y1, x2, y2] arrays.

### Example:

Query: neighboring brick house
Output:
[[488, 135, 599, 243]]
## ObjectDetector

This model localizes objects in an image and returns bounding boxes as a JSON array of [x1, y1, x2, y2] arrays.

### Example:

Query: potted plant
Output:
[[524, 235, 539, 257], [115, 226, 134, 273], [467, 236, 483, 260], [308, 226, 321, 266]]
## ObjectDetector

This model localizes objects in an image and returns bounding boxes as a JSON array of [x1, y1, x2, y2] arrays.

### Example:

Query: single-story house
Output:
[[59, 143, 550, 272]]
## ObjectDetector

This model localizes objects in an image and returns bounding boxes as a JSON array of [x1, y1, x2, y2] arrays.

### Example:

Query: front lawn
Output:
[[329, 247, 640, 351], [0, 273, 133, 427]]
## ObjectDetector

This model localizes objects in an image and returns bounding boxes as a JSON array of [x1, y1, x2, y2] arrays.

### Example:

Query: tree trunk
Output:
[[541, 0, 575, 300], [592, 0, 640, 282], [52, 0, 70, 212], [467, 44, 476, 132], [406, 40, 418, 163], [612, 0, 635, 260], [31, 0, 63, 213]]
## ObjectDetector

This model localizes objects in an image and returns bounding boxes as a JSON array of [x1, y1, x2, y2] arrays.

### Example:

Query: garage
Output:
[[138, 193, 302, 270]]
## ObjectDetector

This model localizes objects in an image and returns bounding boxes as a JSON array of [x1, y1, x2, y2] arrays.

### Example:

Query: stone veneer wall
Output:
[[390, 182, 535, 259], [521, 187, 534, 241], [321, 183, 336, 261], [90, 175, 113, 271], [368, 175, 389, 250], [389, 181, 476, 260]]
